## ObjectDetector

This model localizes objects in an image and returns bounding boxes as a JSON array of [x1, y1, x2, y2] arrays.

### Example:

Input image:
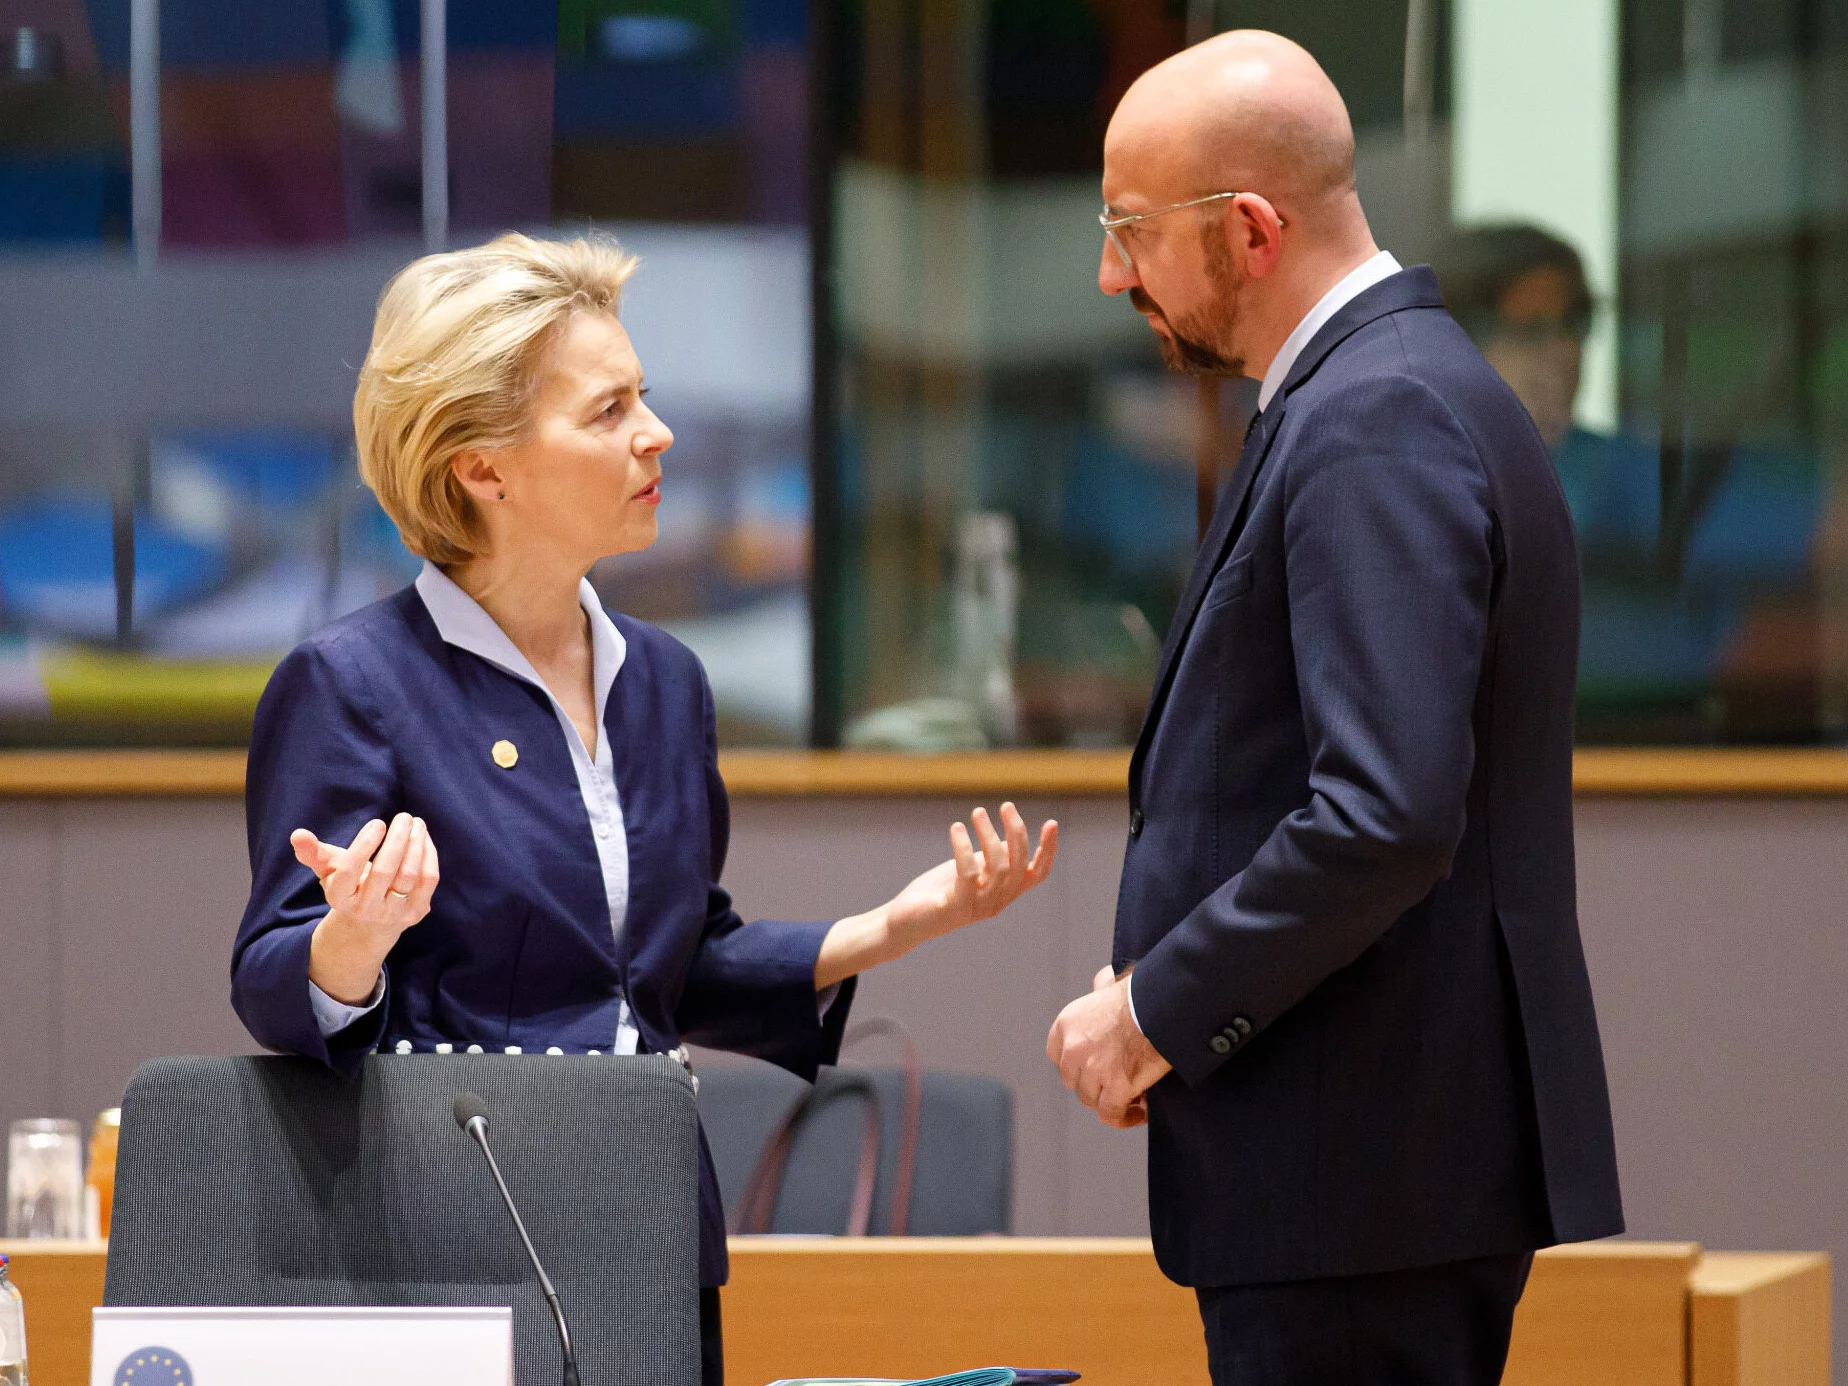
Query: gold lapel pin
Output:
[[491, 739, 519, 769]]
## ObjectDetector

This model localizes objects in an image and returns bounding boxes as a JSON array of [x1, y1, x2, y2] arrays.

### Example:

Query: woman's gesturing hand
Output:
[[814, 802, 1058, 991], [295, 813, 440, 1006], [885, 802, 1059, 951]]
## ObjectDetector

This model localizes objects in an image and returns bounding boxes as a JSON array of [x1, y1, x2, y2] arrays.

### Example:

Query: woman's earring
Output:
[[497, 491, 505, 500]]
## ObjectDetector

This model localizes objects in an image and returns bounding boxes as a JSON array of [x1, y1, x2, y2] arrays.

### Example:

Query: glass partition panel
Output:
[[0, 0, 811, 747], [815, 1, 1438, 749], [1590, 0, 1848, 742], [814, 0, 1848, 749], [8, 0, 1848, 750]]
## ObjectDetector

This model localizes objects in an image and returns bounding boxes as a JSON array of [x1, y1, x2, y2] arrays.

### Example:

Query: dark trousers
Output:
[[1196, 1253, 1534, 1386], [701, 1286, 724, 1386]]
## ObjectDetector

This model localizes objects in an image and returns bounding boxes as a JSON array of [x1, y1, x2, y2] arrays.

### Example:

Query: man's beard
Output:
[[1133, 287, 1244, 375], [1133, 229, 1245, 377]]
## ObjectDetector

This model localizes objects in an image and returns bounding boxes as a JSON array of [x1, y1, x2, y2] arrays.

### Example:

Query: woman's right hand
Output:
[[294, 813, 439, 1007]]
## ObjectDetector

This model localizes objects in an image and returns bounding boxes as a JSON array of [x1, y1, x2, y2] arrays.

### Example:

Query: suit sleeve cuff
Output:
[[309, 973, 386, 1037], [231, 916, 388, 1076], [1124, 972, 1144, 1035], [1130, 933, 1257, 1086]]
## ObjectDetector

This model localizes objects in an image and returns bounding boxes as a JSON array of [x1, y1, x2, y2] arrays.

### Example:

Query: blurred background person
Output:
[[1436, 224, 1828, 743]]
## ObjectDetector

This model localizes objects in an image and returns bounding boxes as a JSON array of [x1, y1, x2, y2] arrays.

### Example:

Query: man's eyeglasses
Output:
[[1099, 191, 1285, 269]]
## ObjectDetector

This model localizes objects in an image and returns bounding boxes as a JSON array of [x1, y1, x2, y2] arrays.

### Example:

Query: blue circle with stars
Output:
[[115, 1346, 192, 1386]]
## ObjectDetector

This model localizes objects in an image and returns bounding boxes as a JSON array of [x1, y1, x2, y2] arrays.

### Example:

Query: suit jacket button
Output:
[[1210, 1035, 1232, 1055], [1129, 808, 1145, 837], [1232, 1017, 1252, 1037]]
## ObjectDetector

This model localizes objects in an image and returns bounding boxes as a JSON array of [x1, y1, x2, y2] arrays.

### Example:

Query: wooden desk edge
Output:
[[1691, 1250, 1833, 1295], [0, 1239, 108, 1258], [0, 1240, 1820, 1282], [727, 1236, 1158, 1258], [0, 1234, 1719, 1266], [8, 748, 1848, 798], [0, 751, 250, 797], [1536, 1239, 1703, 1264]]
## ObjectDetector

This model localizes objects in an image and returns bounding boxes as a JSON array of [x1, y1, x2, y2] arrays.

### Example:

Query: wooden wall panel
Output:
[[1575, 800, 1848, 1382], [0, 803, 59, 1140], [717, 796, 1148, 1239], [51, 801, 257, 1127], [0, 790, 1845, 1378]]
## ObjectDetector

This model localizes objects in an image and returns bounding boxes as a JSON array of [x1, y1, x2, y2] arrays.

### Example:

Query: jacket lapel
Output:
[[1125, 266, 1449, 798], [1128, 404, 1282, 790]]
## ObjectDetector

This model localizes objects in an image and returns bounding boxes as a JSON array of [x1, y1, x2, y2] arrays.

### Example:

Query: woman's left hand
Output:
[[884, 802, 1059, 952], [815, 802, 1059, 990]]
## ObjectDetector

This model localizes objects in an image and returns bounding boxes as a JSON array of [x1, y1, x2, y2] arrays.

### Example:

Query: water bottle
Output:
[[950, 511, 1021, 746], [0, 1253, 26, 1386]]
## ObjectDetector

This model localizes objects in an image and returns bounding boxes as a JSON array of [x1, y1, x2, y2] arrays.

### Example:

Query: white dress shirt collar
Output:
[[414, 560, 627, 740], [1257, 250, 1402, 412]]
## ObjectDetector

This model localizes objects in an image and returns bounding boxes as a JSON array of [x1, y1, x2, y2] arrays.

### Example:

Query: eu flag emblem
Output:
[[115, 1346, 192, 1386]]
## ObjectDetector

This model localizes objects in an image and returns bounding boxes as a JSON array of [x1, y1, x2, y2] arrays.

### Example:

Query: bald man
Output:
[[1046, 33, 1623, 1384]]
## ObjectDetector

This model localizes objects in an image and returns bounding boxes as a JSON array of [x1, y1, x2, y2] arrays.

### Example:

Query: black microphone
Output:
[[453, 1092, 581, 1386]]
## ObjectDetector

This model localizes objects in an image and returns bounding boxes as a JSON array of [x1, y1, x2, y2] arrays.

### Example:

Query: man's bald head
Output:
[[1098, 31, 1379, 382], [1107, 31, 1358, 221]]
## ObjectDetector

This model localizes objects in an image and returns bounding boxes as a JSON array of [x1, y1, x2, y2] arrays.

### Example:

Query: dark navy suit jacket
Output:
[[232, 587, 854, 1286], [1118, 267, 1624, 1289]]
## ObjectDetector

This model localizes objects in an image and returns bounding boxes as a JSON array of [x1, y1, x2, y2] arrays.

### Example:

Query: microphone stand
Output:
[[460, 1111, 581, 1386]]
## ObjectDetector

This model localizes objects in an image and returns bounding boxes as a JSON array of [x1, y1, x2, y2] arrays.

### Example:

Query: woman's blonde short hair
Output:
[[354, 232, 639, 564]]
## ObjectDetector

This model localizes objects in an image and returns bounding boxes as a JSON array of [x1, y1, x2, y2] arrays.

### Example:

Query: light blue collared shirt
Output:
[[309, 561, 643, 1053], [1125, 249, 1402, 1044]]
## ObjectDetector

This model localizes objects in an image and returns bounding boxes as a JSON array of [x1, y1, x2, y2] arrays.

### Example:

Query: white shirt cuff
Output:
[[1124, 973, 1145, 1036], [818, 982, 843, 1021], [309, 973, 385, 1036]]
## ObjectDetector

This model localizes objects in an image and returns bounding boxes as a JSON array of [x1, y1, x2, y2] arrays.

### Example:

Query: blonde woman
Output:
[[231, 233, 1058, 1383]]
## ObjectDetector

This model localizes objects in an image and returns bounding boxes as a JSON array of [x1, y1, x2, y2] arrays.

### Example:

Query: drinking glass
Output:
[[6, 1119, 84, 1239]]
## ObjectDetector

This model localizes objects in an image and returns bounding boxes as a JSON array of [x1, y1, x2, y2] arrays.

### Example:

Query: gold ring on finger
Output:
[[387, 888, 413, 900]]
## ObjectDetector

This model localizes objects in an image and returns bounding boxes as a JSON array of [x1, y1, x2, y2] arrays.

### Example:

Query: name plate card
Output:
[[92, 1306, 513, 1386]]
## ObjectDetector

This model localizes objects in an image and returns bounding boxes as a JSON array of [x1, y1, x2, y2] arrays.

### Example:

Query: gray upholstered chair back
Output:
[[696, 1064, 1013, 1235], [105, 1054, 699, 1386]]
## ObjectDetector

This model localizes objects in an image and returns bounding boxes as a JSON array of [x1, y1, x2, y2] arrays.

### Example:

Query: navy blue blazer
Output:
[[1119, 267, 1624, 1289], [232, 586, 855, 1286]]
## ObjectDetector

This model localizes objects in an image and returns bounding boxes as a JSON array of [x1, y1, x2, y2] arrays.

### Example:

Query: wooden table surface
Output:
[[0, 1237, 1829, 1386]]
